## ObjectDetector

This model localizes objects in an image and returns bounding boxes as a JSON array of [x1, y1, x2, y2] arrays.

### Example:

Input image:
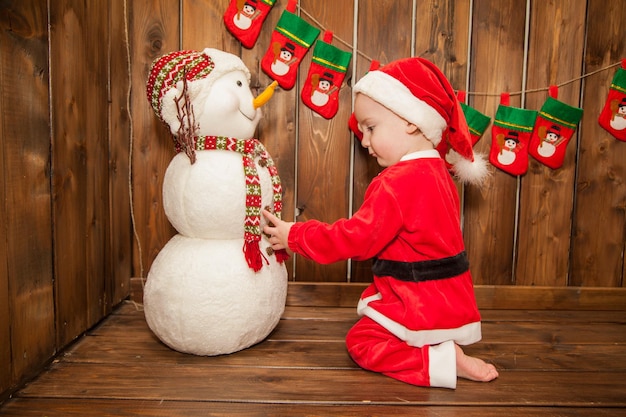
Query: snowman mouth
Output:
[[240, 108, 257, 121]]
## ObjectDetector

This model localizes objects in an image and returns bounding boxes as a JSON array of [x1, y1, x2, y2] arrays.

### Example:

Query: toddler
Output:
[[263, 57, 497, 389]]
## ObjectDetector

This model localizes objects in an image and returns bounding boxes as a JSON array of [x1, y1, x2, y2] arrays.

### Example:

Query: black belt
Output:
[[372, 251, 469, 282]]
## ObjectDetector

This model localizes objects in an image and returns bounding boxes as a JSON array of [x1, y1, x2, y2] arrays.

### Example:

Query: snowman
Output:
[[310, 72, 334, 107], [144, 48, 289, 356], [610, 98, 626, 131], [270, 42, 295, 77], [232, 0, 259, 31], [536, 125, 560, 158], [497, 131, 520, 166]]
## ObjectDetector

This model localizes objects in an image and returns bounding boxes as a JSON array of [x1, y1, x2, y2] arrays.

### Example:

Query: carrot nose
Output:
[[253, 80, 279, 109]]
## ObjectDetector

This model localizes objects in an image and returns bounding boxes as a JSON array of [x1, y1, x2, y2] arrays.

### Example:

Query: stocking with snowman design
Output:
[[224, 0, 277, 49], [301, 31, 352, 119], [528, 86, 583, 169], [261, 0, 320, 90], [598, 59, 626, 141], [489, 93, 537, 176]]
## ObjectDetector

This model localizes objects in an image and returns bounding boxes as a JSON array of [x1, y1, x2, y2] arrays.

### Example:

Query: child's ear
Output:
[[406, 123, 420, 134]]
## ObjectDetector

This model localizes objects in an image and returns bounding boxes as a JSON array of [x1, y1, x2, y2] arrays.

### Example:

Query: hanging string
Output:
[[123, 0, 145, 284], [297, 4, 622, 97], [297, 5, 376, 65], [467, 61, 623, 97]]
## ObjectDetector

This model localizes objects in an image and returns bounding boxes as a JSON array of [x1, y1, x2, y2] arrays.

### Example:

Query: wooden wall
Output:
[[1, 0, 625, 401], [0, 0, 131, 398], [131, 0, 626, 286]]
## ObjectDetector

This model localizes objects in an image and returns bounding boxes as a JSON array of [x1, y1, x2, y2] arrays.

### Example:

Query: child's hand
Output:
[[262, 210, 294, 252]]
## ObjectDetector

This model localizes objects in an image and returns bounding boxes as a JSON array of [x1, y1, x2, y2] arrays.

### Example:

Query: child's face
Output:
[[354, 94, 432, 167]]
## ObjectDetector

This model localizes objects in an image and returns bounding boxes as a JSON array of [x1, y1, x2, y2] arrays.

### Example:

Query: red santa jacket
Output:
[[288, 150, 482, 347]]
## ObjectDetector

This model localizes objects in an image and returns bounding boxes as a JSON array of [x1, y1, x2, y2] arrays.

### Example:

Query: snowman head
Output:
[[147, 48, 262, 140]]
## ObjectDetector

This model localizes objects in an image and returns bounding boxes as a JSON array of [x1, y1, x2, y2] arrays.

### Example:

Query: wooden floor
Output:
[[1, 296, 626, 416]]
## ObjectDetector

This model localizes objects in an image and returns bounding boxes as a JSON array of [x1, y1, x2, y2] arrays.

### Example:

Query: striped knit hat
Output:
[[146, 48, 251, 123]]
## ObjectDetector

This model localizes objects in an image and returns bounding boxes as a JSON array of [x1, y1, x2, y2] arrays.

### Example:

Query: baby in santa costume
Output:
[[263, 57, 498, 389]]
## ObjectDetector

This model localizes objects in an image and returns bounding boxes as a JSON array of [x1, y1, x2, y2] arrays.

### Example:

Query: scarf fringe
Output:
[[243, 240, 265, 272]]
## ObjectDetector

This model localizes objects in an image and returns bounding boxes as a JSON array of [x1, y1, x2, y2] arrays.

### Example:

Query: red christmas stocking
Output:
[[261, 0, 320, 90], [489, 93, 537, 176], [301, 31, 352, 119], [528, 86, 583, 169], [598, 59, 626, 141], [223, 0, 276, 49]]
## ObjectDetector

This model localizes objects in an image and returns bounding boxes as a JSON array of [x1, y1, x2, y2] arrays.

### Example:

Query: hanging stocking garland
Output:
[[598, 58, 626, 141], [489, 93, 537, 176], [261, 0, 320, 90], [223, 0, 277, 49], [528, 86, 583, 169], [300, 31, 352, 119]]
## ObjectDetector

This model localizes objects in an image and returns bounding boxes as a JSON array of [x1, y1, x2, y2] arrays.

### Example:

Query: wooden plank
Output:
[[571, 0, 626, 287], [107, 0, 133, 307], [3, 398, 622, 417], [234, 0, 300, 278], [130, 0, 179, 278], [463, 0, 528, 285], [0, 0, 55, 392], [250, 0, 299, 280], [15, 362, 626, 406], [293, 0, 352, 282], [0, 4, 10, 397], [414, 0, 470, 89], [285, 282, 626, 310], [50, 1, 111, 346], [61, 330, 626, 373], [515, 0, 587, 286], [293, 0, 354, 282], [182, 0, 237, 52], [350, 0, 414, 283]]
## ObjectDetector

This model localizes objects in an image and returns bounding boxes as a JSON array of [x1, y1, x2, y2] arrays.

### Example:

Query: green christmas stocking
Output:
[[529, 86, 583, 169], [301, 31, 352, 119], [261, 0, 320, 90]]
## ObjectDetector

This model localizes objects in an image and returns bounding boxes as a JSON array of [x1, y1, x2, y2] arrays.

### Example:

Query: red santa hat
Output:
[[351, 57, 488, 184]]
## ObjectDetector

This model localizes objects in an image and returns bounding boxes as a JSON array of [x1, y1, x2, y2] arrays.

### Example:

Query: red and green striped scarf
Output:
[[176, 136, 289, 271]]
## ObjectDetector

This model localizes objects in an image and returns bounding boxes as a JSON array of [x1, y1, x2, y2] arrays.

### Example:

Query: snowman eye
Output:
[[236, 80, 243, 87]]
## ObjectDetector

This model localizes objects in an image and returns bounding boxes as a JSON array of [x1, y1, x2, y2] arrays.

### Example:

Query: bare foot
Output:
[[455, 344, 499, 382]]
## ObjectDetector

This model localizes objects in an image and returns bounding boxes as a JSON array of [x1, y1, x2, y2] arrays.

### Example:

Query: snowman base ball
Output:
[[144, 235, 288, 355]]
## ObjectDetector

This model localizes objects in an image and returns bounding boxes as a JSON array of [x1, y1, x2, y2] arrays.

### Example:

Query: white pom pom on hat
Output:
[[351, 57, 488, 185]]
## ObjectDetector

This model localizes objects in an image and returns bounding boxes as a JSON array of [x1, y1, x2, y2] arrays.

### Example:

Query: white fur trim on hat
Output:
[[201, 48, 251, 86], [353, 70, 447, 145]]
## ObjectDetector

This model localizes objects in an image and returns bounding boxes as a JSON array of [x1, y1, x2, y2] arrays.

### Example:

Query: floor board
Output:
[[1, 302, 625, 416]]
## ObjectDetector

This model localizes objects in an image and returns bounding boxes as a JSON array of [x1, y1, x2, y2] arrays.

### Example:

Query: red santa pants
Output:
[[346, 316, 457, 388]]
